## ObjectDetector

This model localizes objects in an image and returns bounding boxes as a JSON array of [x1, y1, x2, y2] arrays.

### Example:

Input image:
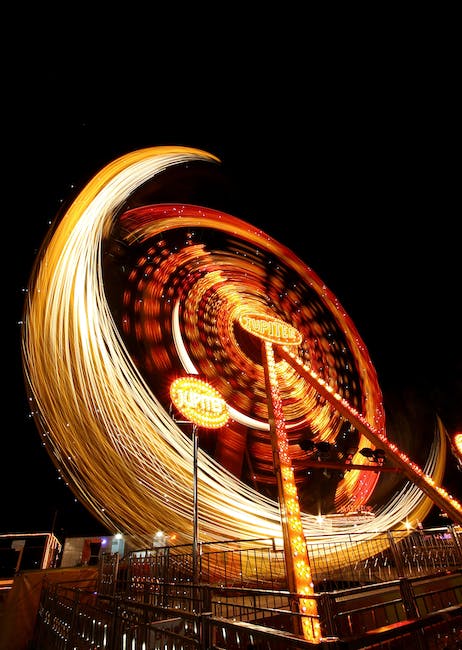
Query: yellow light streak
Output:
[[21, 145, 448, 566]]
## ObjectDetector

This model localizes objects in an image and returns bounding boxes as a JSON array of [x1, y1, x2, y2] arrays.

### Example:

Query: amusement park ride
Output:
[[21, 146, 462, 642]]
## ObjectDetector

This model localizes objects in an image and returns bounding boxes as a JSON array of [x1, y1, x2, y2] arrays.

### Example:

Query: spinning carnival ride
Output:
[[21, 146, 462, 642], [22, 146, 462, 550]]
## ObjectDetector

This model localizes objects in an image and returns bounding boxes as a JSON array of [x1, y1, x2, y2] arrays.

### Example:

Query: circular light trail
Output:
[[21, 146, 445, 549]]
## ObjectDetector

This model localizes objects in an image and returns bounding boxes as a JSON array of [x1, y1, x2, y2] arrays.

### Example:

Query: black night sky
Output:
[[4, 41, 461, 540]]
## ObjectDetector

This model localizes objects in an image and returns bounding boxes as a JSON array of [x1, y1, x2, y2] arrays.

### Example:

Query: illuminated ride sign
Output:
[[170, 377, 230, 429], [239, 312, 302, 346]]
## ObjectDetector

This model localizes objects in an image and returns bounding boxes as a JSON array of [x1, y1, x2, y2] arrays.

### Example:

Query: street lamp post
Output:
[[192, 423, 199, 590], [170, 376, 230, 612], [168, 415, 200, 605]]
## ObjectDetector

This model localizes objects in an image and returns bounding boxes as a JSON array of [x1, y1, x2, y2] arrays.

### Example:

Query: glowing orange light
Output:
[[263, 340, 320, 642], [239, 312, 302, 346], [453, 432, 462, 458], [170, 377, 230, 429]]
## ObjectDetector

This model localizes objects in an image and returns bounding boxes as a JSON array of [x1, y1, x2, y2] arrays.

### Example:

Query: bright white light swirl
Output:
[[22, 146, 444, 554]]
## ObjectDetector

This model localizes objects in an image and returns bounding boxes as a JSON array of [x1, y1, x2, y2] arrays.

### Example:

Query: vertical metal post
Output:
[[192, 423, 199, 610], [169, 378, 229, 613], [447, 524, 462, 563], [14, 543, 25, 575], [387, 530, 405, 577]]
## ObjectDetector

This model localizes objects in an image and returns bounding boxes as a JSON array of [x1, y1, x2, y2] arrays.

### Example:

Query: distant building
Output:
[[0, 532, 137, 580], [60, 534, 130, 568], [0, 533, 61, 579]]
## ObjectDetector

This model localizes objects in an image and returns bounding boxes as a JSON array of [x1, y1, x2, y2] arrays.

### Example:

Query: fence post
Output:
[[399, 576, 418, 619], [107, 597, 122, 650], [317, 592, 337, 637], [447, 524, 462, 563], [387, 530, 405, 577], [66, 588, 81, 649], [398, 577, 426, 650], [200, 610, 213, 650]]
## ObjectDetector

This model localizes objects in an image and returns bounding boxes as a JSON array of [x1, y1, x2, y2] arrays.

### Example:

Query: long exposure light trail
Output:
[[21, 145, 450, 556]]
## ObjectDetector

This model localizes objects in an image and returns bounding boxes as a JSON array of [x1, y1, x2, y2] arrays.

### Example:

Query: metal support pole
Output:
[[192, 423, 199, 610], [278, 346, 462, 525]]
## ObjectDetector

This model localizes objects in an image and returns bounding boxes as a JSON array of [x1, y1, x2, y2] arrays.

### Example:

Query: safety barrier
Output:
[[16, 526, 462, 648]]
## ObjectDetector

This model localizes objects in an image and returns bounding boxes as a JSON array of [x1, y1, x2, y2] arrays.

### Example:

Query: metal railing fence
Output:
[[32, 576, 462, 649], [30, 526, 462, 649], [102, 526, 462, 598]]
